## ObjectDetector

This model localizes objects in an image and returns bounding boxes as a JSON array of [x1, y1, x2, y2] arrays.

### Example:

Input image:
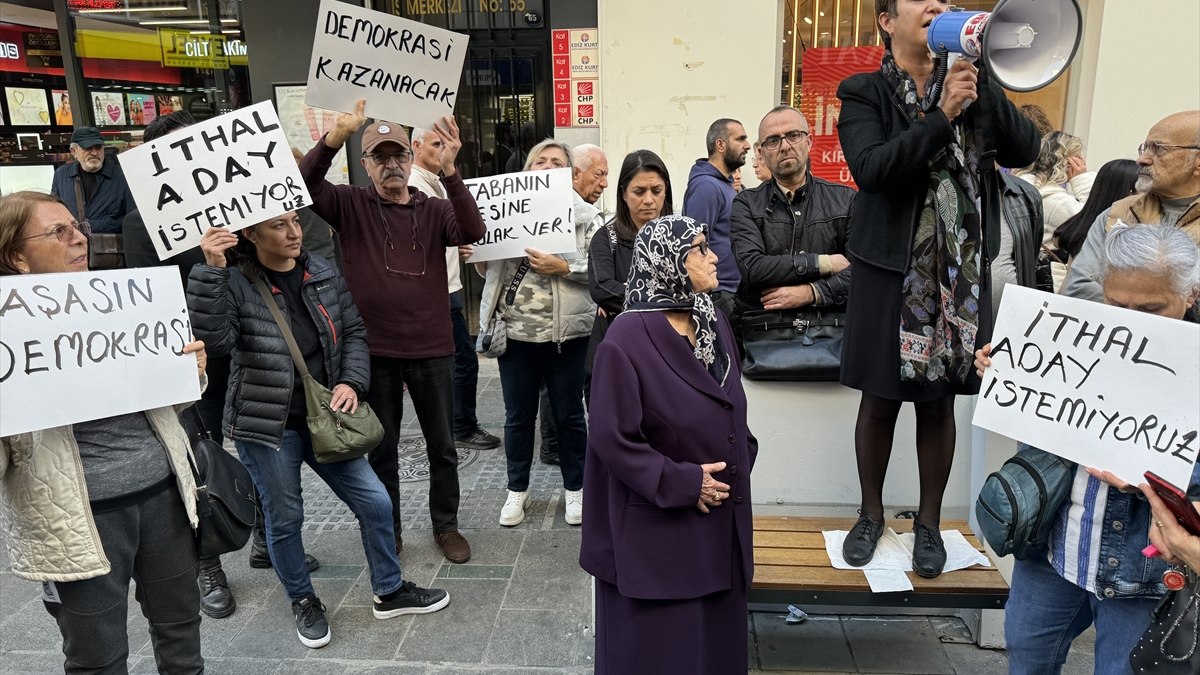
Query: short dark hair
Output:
[[143, 110, 196, 142], [614, 150, 673, 242], [705, 118, 740, 156], [875, 0, 898, 45]]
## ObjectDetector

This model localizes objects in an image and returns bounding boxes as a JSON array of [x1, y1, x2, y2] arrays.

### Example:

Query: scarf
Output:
[[624, 215, 730, 386], [882, 49, 983, 384]]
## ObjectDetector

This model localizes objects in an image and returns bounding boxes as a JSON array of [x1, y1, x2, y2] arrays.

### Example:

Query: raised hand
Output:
[[327, 98, 368, 149], [432, 116, 462, 176], [199, 226, 238, 268]]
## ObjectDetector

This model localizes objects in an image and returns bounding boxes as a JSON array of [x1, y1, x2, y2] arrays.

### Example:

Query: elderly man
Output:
[[683, 118, 752, 319], [407, 126, 501, 452], [300, 100, 486, 564], [730, 105, 853, 360], [51, 127, 135, 268], [1062, 110, 1200, 307]]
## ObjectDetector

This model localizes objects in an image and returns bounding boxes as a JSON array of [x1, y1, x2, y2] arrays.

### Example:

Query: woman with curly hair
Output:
[[1015, 131, 1096, 290]]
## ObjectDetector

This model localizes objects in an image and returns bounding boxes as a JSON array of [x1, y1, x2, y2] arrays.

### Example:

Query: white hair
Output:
[[410, 128, 432, 145], [1104, 221, 1200, 300], [572, 144, 605, 172]]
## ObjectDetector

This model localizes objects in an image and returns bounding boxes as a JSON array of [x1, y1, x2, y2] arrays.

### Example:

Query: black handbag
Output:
[[73, 179, 124, 270], [740, 308, 845, 381], [1129, 570, 1199, 674], [1035, 245, 1063, 294], [185, 409, 256, 557]]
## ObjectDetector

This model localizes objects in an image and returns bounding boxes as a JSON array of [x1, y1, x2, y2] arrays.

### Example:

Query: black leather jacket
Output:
[[1000, 172, 1045, 288], [730, 174, 855, 312], [186, 253, 370, 447]]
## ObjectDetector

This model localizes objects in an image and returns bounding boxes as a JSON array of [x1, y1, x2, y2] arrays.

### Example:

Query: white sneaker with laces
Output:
[[499, 490, 529, 527], [564, 488, 583, 526]]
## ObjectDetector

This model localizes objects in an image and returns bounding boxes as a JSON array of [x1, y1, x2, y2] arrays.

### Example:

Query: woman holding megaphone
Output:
[[834, 0, 1039, 578]]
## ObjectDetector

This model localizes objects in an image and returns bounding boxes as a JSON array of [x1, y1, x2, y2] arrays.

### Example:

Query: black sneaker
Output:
[[455, 427, 501, 450], [248, 542, 321, 573], [291, 594, 331, 649], [912, 520, 947, 579], [842, 511, 885, 567], [373, 580, 450, 619], [197, 558, 235, 619]]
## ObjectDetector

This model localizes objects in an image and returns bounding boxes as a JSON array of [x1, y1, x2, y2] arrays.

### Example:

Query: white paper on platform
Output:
[[464, 168, 576, 263], [305, 0, 468, 131], [823, 527, 992, 594], [973, 284, 1199, 487], [0, 268, 200, 436]]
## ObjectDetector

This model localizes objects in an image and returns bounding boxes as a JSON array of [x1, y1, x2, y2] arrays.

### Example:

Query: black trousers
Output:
[[367, 354, 460, 535], [43, 485, 202, 675]]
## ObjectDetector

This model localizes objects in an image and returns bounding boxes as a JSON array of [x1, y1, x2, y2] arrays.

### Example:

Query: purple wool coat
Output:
[[581, 311, 757, 600]]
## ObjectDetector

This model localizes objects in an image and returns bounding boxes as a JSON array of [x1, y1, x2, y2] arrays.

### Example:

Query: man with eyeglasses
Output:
[[299, 99, 486, 565], [729, 105, 854, 357], [50, 127, 135, 259], [1062, 110, 1200, 306], [683, 118, 752, 320]]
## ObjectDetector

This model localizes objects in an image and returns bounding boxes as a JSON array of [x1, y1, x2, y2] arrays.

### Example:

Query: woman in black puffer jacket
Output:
[[187, 212, 448, 650]]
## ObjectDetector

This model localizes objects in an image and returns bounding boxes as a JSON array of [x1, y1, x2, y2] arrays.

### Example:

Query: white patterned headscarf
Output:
[[623, 215, 730, 386]]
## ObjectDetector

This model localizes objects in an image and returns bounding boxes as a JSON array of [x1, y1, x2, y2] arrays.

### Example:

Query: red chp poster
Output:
[[799, 47, 884, 189]]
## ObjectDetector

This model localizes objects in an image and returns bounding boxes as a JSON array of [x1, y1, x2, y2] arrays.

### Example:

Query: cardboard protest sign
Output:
[[973, 284, 1199, 487], [306, 0, 469, 130], [463, 168, 576, 263], [0, 268, 201, 437], [118, 100, 309, 261]]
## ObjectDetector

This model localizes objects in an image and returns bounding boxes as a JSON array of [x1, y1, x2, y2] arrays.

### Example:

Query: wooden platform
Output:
[[748, 515, 1010, 610]]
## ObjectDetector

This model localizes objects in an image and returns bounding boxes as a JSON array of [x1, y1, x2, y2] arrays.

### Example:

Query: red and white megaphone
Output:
[[922, 0, 1082, 110]]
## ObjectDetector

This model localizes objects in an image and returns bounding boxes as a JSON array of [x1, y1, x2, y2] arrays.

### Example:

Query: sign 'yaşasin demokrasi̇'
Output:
[[0, 268, 201, 437], [118, 100, 310, 261], [463, 168, 576, 263], [305, 0, 469, 131], [972, 284, 1200, 488]]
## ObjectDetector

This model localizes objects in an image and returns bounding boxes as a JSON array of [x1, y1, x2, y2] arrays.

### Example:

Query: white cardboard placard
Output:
[[463, 168, 576, 263], [973, 284, 1199, 487], [305, 0, 468, 130], [0, 268, 201, 437], [118, 101, 309, 261]]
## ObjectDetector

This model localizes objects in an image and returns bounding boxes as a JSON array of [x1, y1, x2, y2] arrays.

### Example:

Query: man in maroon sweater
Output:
[[300, 99, 486, 564]]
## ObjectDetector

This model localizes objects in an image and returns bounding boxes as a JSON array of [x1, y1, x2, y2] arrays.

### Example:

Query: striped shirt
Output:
[[1048, 466, 1109, 593]]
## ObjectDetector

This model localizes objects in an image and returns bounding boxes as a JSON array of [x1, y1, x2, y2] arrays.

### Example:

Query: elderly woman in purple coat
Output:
[[581, 215, 758, 675]]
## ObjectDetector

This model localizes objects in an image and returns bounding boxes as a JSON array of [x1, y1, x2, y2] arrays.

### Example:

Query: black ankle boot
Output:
[[842, 511, 884, 567], [198, 558, 235, 618], [912, 520, 946, 578]]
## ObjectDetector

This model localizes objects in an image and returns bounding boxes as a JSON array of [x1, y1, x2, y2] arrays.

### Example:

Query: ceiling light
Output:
[[139, 18, 239, 25], [78, 6, 189, 13], [803, 17, 813, 24]]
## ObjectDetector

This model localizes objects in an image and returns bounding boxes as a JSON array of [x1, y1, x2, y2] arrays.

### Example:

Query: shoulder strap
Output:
[[72, 178, 87, 221], [503, 259, 531, 307], [251, 274, 311, 377], [604, 221, 618, 252]]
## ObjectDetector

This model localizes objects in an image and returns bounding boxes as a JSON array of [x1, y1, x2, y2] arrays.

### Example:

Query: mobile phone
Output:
[[1144, 471, 1200, 536]]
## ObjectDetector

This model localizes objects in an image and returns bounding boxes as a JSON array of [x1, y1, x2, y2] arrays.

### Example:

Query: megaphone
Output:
[[922, 0, 1082, 111]]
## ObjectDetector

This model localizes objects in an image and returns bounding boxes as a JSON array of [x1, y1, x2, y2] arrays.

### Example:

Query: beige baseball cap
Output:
[[361, 121, 410, 154]]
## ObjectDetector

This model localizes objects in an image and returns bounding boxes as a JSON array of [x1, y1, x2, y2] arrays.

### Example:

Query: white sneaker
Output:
[[564, 488, 583, 526], [499, 490, 529, 527]]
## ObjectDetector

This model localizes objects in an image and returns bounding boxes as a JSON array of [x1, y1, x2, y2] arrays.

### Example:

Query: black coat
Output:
[[730, 175, 855, 311], [999, 172, 1045, 289], [835, 67, 1040, 273], [186, 253, 369, 447]]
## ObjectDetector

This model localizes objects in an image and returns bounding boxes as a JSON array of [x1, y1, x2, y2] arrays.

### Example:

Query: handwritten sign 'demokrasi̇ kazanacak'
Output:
[[973, 284, 1199, 487], [305, 0, 469, 130]]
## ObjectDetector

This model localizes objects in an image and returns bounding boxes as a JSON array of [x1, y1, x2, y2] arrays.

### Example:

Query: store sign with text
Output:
[[799, 47, 884, 189], [552, 29, 599, 128], [158, 29, 229, 69], [393, 0, 545, 30]]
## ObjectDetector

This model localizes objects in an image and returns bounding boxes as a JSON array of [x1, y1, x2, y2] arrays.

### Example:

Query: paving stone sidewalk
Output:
[[0, 359, 1097, 674]]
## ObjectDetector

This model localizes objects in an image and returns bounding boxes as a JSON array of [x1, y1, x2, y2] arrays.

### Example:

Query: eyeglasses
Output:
[[22, 220, 91, 243], [377, 198, 426, 278], [760, 130, 810, 150], [366, 149, 414, 166], [1137, 141, 1200, 158], [688, 240, 712, 256]]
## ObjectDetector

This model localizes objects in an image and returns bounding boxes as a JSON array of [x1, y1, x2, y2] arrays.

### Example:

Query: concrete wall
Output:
[[1067, 0, 1200, 164], [596, 0, 780, 214]]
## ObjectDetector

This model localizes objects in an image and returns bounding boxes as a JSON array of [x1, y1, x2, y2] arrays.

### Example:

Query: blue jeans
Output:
[[1005, 554, 1158, 674], [450, 290, 481, 435], [497, 337, 587, 492], [235, 430, 403, 601]]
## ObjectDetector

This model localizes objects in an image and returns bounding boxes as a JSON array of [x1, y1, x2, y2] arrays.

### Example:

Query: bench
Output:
[[749, 515, 1009, 610]]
